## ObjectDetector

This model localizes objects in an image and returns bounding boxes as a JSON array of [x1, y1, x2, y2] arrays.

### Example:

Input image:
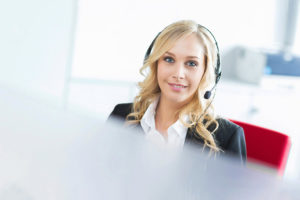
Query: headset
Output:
[[143, 24, 222, 100]]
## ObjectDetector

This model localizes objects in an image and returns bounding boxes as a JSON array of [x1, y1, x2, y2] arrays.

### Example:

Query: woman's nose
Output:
[[172, 63, 185, 80]]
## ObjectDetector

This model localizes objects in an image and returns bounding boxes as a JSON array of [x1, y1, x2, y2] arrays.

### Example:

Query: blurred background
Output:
[[0, 0, 299, 181]]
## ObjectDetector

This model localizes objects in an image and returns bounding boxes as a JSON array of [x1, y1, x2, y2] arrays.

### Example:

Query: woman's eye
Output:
[[164, 57, 174, 63], [186, 61, 197, 67]]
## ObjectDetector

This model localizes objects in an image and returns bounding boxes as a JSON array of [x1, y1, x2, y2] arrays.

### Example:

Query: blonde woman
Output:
[[108, 20, 246, 163]]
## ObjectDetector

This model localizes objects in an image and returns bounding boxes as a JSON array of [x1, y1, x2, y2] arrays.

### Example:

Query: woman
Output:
[[108, 20, 246, 163]]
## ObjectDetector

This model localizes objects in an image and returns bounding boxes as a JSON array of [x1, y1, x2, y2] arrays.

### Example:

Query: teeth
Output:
[[174, 85, 184, 88]]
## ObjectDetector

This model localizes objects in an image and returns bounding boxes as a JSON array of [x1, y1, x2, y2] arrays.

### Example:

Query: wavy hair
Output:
[[127, 20, 220, 151]]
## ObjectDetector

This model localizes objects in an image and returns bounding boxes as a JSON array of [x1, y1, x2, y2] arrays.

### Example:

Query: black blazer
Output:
[[108, 103, 247, 163]]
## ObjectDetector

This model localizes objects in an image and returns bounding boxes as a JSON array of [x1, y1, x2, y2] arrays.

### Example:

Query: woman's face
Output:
[[157, 33, 206, 106]]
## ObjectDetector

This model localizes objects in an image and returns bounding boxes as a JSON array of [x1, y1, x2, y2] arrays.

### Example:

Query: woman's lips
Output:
[[168, 83, 187, 91]]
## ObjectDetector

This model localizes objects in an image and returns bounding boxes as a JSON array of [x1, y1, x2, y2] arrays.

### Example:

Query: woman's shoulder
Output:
[[214, 117, 245, 145], [108, 103, 133, 121], [214, 117, 247, 162], [216, 117, 241, 132]]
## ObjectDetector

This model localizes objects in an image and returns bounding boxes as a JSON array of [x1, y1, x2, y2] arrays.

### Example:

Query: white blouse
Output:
[[140, 98, 188, 149]]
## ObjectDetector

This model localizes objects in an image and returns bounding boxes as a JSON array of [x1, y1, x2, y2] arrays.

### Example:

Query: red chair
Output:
[[230, 119, 291, 176]]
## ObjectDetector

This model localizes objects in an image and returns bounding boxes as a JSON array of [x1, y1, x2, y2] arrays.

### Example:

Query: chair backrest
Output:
[[230, 119, 291, 175]]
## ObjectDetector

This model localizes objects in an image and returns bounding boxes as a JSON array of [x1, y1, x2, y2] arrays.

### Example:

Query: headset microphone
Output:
[[204, 89, 212, 100], [204, 83, 218, 99]]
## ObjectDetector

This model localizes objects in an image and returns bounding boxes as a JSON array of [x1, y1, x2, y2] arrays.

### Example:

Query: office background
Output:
[[0, 0, 299, 181]]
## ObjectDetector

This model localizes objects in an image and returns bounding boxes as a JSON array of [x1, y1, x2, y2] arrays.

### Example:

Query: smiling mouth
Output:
[[168, 83, 187, 88]]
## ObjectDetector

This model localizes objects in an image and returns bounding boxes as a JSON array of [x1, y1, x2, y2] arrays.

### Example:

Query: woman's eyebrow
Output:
[[165, 51, 200, 59], [165, 51, 176, 56]]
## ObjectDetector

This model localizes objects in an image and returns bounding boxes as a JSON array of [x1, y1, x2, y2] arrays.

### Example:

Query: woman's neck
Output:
[[155, 97, 184, 138]]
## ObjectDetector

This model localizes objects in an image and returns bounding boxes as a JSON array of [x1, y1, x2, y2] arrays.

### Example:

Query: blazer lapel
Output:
[[184, 128, 205, 147]]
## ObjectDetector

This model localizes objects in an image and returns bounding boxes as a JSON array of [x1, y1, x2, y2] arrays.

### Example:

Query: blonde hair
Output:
[[127, 20, 220, 151]]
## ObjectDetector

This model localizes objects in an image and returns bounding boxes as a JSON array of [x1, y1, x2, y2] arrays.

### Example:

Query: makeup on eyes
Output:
[[163, 54, 199, 67]]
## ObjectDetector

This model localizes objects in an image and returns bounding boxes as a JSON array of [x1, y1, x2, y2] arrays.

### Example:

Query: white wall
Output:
[[293, 1, 300, 55], [71, 0, 277, 82], [0, 0, 76, 105]]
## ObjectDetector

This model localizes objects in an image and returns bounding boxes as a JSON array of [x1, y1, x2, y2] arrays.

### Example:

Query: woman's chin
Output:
[[164, 95, 191, 105]]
